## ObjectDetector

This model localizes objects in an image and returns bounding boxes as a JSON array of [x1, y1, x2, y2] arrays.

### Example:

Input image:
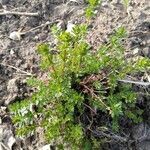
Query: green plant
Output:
[[85, 0, 101, 19], [122, 0, 129, 8], [85, 0, 130, 19], [9, 24, 149, 149]]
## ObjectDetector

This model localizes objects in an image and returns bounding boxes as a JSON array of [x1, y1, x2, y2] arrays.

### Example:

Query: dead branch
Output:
[[0, 10, 39, 16], [89, 128, 128, 143], [0, 63, 35, 76], [80, 83, 111, 112], [0, 142, 10, 150], [83, 103, 97, 114], [21, 20, 56, 35], [10, 20, 59, 39], [118, 79, 150, 87]]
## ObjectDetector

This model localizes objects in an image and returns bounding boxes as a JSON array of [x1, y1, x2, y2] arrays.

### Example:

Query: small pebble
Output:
[[9, 31, 21, 41], [142, 47, 150, 57], [7, 136, 16, 149], [133, 48, 139, 55], [10, 49, 15, 55], [66, 21, 75, 34], [40, 144, 51, 150]]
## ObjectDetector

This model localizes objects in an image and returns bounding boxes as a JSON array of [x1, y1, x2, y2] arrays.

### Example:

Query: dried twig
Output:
[[0, 10, 39, 16], [118, 79, 150, 87], [81, 84, 111, 111], [86, 114, 94, 129], [89, 128, 128, 143], [0, 142, 10, 150], [0, 63, 35, 76], [83, 103, 97, 114], [21, 20, 56, 35], [9, 20, 58, 41]]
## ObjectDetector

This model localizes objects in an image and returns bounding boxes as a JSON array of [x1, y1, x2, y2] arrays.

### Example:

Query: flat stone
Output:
[[40, 144, 51, 150], [5, 78, 18, 105], [142, 47, 150, 58]]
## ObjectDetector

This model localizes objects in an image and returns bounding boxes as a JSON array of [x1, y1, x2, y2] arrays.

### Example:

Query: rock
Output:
[[9, 31, 21, 41], [5, 78, 18, 105], [133, 47, 139, 55], [7, 78, 18, 93], [7, 136, 16, 149], [40, 144, 51, 150], [0, 125, 16, 150], [10, 49, 15, 55], [66, 21, 75, 34], [141, 47, 150, 58]]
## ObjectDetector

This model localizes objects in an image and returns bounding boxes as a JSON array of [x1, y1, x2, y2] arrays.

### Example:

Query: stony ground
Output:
[[0, 0, 149, 149]]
